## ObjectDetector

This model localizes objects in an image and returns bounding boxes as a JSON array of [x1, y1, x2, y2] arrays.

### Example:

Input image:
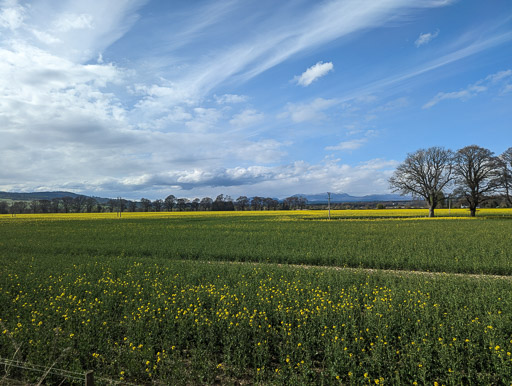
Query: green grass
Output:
[[1, 212, 512, 384]]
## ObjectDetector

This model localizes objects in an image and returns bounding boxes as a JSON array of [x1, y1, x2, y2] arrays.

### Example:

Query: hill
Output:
[[0, 191, 110, 204], [294, 192, 412, 203]]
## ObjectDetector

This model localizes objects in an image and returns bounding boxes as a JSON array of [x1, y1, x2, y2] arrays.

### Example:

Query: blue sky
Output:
[[1, 0, 511, 199]]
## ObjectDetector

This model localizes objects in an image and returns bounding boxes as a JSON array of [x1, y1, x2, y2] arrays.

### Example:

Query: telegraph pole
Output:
[[327, 192, 331, 220]]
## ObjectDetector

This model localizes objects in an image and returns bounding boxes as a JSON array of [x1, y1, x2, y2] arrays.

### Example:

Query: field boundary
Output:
[[192, 259, 512, 281]]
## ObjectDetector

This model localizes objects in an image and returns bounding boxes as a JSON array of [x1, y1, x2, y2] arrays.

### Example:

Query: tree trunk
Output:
[[428, 206, 435, 218], [470, 207, 476, 217]]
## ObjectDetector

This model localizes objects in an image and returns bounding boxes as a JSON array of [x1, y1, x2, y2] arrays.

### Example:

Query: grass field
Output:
[[1, 209, 512, 384]]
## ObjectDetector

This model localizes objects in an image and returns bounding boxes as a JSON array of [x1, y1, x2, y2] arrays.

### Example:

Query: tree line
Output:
[[0, 193, 309, 215], [389, 145, 512, 217]]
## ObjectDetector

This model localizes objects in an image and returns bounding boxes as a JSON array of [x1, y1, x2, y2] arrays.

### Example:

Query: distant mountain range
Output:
[[0, 191, 413, 204], [0, 191, 111, 204], [293, 192, 412, 203]]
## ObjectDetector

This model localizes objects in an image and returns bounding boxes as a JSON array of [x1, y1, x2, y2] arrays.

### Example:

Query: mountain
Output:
[[0, 191, 111, 203], [293, 192, 413, 203]]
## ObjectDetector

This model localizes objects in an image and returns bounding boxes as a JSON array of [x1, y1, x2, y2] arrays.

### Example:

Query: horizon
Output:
[[1, 1, 511, 200]]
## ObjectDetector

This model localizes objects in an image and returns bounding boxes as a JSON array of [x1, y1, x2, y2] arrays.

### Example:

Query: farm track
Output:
[[194, 259, 512, 280]]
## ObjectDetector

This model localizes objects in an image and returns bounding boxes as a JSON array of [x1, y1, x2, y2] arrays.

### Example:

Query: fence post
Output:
[[85, 370, 94, 386]]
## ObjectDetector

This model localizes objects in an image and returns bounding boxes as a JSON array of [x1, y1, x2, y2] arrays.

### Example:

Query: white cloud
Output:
[[423, 69, 512, 108], [185, 108, 223, 132], [229, 109, 264, 127], [229, 140, 285, 164], [280, 98, 338, 123], [295, 61, 333, 86], [415, 29, 439, 47], [0, 0, 26, 30], [61, 157, 398, 199], [214, 93, 247, 104]]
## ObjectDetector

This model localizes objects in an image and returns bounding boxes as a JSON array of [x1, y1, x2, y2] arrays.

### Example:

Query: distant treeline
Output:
[[1, 192, 509, 215], [0, 194, 310, 214]]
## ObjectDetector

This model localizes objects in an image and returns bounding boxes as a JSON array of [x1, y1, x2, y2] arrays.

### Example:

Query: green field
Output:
[[1, 211, 512, 384]]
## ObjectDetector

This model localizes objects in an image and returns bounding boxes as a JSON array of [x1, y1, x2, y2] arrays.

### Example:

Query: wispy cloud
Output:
[[279, 98, 338, 123], [415, 29, 439, 47], [1, 0, 148, 62], [339, 30, 512, 102], [295, 61, 333, 86], [147, 0, 454, 103], [423, 69, 512, 108], [326, 130, 378, 152], [326, 138, 368, 151]]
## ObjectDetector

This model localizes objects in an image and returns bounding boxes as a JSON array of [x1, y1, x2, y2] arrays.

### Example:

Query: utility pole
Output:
[[327, 192, 331, 220]]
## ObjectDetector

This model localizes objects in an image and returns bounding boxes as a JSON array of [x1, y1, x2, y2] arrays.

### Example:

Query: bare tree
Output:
[[235, 196, 250, 211], [73, 195, 87, 213], [200, 197, 212, 211], [251, 196, 264, 210], [177, 198, 189, 211], [107, 199, 116, 212], [128, 200, 137, 212], [11, 201, 26, 215], [164, 195, 176, 212], [453, 145, 501, 217], [51, 198, 60, 213], [85, 198, 97, 213], [153, 199, 163, 212], [39, 200, 51, 213], [499, 147, 512, 206], [61, 196, 74, 213], [389, 147, 453, 217], [212, 194, 234, 211], [140, 198, 152, 212], [29, 200, 40, 213], [0, 201, 8, 214]]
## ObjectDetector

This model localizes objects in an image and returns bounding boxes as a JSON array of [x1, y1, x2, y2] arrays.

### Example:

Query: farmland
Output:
[[1, 209, 512, 384]]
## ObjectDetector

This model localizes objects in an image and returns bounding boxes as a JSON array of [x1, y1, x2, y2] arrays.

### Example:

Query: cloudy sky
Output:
[[1, 0, 511, 200]]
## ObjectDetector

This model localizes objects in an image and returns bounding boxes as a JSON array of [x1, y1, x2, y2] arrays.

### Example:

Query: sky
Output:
[[1, 0, 511, 200]]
